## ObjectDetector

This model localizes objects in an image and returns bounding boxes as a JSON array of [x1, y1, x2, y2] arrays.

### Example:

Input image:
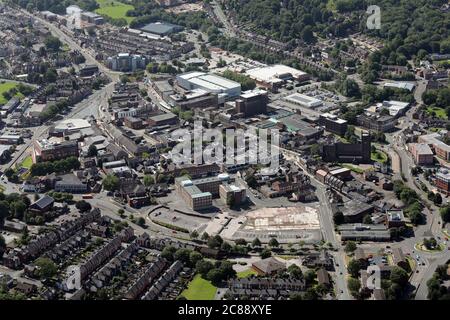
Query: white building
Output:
[[66, 5, 82, 15], [245, 64, 309, 90], [176, 72, 241, 102], [283, 93, 323, 109]]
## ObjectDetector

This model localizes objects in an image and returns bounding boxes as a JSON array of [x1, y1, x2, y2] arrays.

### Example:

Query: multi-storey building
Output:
[[32, 139, 79, 163]]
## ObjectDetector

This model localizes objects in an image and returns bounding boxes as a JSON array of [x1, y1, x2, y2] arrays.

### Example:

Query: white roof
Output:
[[246, 64, 307, 83], [383, 82, 415, 92], [284, 93, 322, 107]]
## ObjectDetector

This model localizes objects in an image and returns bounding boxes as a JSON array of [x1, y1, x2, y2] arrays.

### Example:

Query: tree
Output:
[[174, 248, 191, 264], [440, 206, 450, 223], [348, 277, 361, 297], [363, 215, 372, 225], [287, 264, 303, 279], [161, 246, 176, 261], [189, 251, 203, 266], [196, 259, 214, 277], [347, 259, 362, 278], [390, 266, 409, 287], [344, 241, 357, 253], [252, 237, 262, 248], [143, 175, 155, 186], [268, 238, 279, 248], [87, 144, 98, 157], [190, 230, 199, 240], [0, 235, 5, 254], [304, 270, 316, 286], [220, 241, 232, 253], [434, 193, 443, 206], [103, 174, 120, 191], [207, 235, 223, 249], [137, 217, 146, 227], [44, 36, 62, 51], [260, 248, 272, 259], [201, 232, 210, 241], [75, 200, 91, 213], [35, 257, 58, 280], [423, 237, 438, 250]]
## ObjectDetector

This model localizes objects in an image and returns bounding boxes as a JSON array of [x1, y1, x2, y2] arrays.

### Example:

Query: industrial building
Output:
[[169, 89, 218, 110], [245, 64, 309, 91], [176, 72, 241, 103], [283, 93, 323, 109]]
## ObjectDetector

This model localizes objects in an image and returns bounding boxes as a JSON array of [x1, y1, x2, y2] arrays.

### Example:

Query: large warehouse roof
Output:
[[246, 64, 307, 84]]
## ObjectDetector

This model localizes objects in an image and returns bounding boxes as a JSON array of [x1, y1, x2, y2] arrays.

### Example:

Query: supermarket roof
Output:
[[246, 64, 307, 83]]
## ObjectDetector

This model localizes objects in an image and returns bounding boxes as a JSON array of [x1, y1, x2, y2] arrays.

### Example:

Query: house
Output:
[[251, 257, 286, 275], [14, 282, 37, 296], [29, 195, 55, 213], [54, 174, 88, 193], [302, 251, 334, 270]]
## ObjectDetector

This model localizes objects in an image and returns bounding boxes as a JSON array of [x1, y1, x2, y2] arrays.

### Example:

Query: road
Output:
[[281, 148, 351, 300]]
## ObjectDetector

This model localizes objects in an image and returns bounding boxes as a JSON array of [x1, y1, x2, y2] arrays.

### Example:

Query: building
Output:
[[357, 114, 397, 133], [251, 257, 286, 275], [338, 224, 391, 241], [435, 169, 450, 196], [54, 174, 88, 193], [386, 210, 406, 228], [169, 89, 218, 110], [418, 133, 450, 161], [175, 174, 233, 211], [383, 82, 415, 92], [176, 72, 241, 102], [283, 93, 322, 109], [409, 143, 434, 165], [32, 140, 79, 163], [1, 98, 20, 115], [80, 11, 104, 25], [382, 100, 410, 117], [322, 133, 371, 164], [276, 114, 321, 139], [29, 195, 54, 213], [235, 89, 268, 117], [219, 184, 246, 207], [66, 5, 83, 15], [124, 117, 143, 130], [79, 65, 99, 77], [106, 53, 146, 72], [245, 64, 309, 91], [318, 113, 348, 136], [53, 119, 91, 134], [392, 248, 409, 270], [333, 199, 375, 223], [139, 22, 183, 36], [148, 113, 178, 126], [0, 134, 22, 145], [317, 268, 331, 287]]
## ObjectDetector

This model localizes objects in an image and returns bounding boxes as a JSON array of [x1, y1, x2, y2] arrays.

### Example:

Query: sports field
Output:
[[95, 0, 135, 24], [180, 274, 217, 300]]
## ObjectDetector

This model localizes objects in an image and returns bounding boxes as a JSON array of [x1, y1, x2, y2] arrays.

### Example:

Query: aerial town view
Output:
[[0, 0, 449, 305]]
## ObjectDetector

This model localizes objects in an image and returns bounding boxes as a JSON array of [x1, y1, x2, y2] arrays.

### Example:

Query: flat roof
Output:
[[54, 119, 91, 131], [139, 22, 182, 35], [284, 93, 322, 107], [245, 64, 307, 83]]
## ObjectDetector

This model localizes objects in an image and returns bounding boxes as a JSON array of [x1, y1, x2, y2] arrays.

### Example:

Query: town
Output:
[[0, 0, 449, 302]]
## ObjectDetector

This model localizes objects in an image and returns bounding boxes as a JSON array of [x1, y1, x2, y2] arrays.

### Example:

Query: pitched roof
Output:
[[31, 195, 54, 209], [252, 257, 286, 274]]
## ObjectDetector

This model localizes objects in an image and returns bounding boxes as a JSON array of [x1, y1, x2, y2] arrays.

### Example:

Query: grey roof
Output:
[[140, 22, 183, 35], [32, 195, 54, 209]]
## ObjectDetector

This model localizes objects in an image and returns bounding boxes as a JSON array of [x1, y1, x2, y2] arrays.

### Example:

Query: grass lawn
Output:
[[0, 81, 23, 105], [342, 164, 365, 174], [425, 106, 447, 119], [95, 0, 135, 24], [20, 156, 33, 169], [180, 274, 217, 300], [237, 268, 258, 278], [371, 150, 388, 163]]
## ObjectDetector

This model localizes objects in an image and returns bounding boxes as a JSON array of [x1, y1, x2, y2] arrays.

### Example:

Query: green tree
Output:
[[103, 174, 120, 191], [440, 206, 450, 223], [87, 144, 98, 157], [260, 248, 272, 259], [348, 277, 361, 297], [252, 237, 262, 248], [390, 266, 409, 287], [35, 257, 58, 280], [190, 230, 199, 240], [347, 259, 362, 278], [268, 238, 279, 248], [196, 259, 214, 277], [344, 241, 357, 253], [136, 217, 146, 227], [143, 175, 155, 186]]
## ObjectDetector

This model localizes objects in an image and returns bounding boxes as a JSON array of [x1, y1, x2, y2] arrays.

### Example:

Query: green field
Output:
[[425, 106, 447, 119], [0, 82, 23, 105], [237, 268, 258, 278], [371, 150, 388, 163], [180, 274, 217, 300], [20, 156, 33, 169], [95, 0, 135, 24]]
